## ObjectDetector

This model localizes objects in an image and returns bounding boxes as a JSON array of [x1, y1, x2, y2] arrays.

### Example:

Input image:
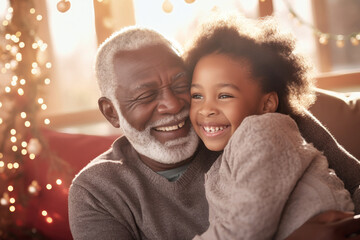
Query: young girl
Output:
[[185, 14, 354, 239]]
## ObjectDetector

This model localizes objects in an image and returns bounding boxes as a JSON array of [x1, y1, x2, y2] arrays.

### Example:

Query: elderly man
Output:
[[68, 26, 360, 240]]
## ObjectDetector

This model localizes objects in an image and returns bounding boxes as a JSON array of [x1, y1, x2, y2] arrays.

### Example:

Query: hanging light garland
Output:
[[283, 0, 360, 48], [57, 0, 71, 13], [162, 0, 196, 13]]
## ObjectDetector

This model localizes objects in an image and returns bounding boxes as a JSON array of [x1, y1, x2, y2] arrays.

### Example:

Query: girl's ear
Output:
[[262, 92, 279, 113], [98, 97, 120, 128]]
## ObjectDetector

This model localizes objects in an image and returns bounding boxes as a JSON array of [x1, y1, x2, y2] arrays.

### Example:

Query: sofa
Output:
[[20, 88, 359, 240]]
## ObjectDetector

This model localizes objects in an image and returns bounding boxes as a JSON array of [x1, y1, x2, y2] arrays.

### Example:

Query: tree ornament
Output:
[[318, 34, 329, 45], [57, 0, 71, 13], [27, 138, 42, 155], [162, 0, 173, 13], [28, 180, 41, 196], [0, 193, 10, 206], [351, 36, 359, 46], [336, 35, 345, 48], [184, 0, 195, 3]]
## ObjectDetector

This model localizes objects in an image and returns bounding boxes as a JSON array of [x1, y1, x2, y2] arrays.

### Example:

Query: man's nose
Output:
[[157, 89, 186, 114]]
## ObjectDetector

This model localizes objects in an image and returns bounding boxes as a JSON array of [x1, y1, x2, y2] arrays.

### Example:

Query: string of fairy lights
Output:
[[56, 0, 360, 50], [283, 0, 360, 48]]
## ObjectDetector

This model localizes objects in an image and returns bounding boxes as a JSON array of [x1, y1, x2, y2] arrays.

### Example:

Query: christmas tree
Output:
[[0, 0, 71, 238]]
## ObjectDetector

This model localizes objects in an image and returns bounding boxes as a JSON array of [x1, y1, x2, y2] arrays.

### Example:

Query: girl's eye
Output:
[[219, 94, 233, 99], [191, 93, 203, 99]]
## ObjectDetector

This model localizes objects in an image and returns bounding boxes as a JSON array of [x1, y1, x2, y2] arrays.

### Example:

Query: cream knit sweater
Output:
[[194, 113, 354, 240]]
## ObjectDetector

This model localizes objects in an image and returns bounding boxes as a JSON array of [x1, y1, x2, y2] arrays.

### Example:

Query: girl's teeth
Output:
[[204, 126, 226, 133]]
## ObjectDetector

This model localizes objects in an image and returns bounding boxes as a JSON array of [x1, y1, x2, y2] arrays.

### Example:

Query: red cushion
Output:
[[21, 128, 118, 239]]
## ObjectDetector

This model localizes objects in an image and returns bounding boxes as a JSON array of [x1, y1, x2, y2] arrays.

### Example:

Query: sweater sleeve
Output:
[[194, 113, 316, 240], [292, 110, 360, 213], [68, 183, 135, 240]]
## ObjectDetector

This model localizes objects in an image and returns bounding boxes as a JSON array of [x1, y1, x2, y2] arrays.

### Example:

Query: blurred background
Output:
[[1, 0, 359, 135], [0, 0, 359, 239]]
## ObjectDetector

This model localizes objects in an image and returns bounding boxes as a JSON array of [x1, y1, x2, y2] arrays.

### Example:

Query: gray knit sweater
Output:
[[68, 137, 218, 240]]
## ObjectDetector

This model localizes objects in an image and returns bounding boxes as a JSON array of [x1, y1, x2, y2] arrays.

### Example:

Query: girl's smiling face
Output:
[[190, 53, 275, 151]]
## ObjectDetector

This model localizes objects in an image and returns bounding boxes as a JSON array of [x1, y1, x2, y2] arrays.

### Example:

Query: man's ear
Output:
[[262, 92, 279, 113], [98, 97, 120, 128]]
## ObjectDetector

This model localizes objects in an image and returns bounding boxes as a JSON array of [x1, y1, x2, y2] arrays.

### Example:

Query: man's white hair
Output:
[[95, 26, 183, 100]]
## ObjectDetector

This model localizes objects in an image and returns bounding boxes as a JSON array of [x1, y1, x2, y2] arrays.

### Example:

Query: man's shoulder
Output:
[[71, 136, 134, 184]]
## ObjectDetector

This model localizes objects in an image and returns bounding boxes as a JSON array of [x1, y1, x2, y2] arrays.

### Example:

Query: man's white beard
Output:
[[117, 109, 199, 164]]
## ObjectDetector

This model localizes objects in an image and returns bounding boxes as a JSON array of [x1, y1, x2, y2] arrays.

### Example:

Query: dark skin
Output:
[[99, 45, 193, 171], [98, 44, 360, 239]]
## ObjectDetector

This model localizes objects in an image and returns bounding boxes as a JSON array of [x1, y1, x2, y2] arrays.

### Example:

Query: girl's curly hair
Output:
[[184, 13, 316, 115]]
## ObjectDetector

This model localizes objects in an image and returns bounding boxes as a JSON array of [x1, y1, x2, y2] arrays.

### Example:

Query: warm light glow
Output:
[[44, 78, 51, 85], [13, 162, 19, 169], [30, 8, 36, 14], [42, 210, 48, 216], [12, 146, 18, 152], [19, 42, 25, 48], [36, 15, 43, 21], [17, 88, 24, 96], [0, 153, 3, 158], [0, 118, 3, 124], [21, 112, 27, 118], [5, 86, 11, 93], [0, 102, 2, 108], [0, 198, 7, 205], [336, 35, 345, 48], [56, 179, 62, 185], [0, 161, 4, 167], [29, 153, 36, 160], [46, 217, 53, 223], [10, 129, 16, 135], [25, 121, 31, 127], [8, 185, 14, 192], [9, 198, 15, 204], [16, 53, 22, 61], [21, 149, 27, 155], [31, 68, 39, 75], [20, 79, 26, 85], [7, 163, 13, 169], [21, 141, 28, 147], [40, 43, 48, 51], [46, 184, 52, 190], [38, 98, 44, 104], [45, 62, 52, 69], [10, 136, 17, 143], [41, 104, 47, 110], [32, 43, 38, 49], [9, 205, 15, 212], [32, 62, 38, 68], [28, 186, 36, 194], [44, 118, 50, 125]]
